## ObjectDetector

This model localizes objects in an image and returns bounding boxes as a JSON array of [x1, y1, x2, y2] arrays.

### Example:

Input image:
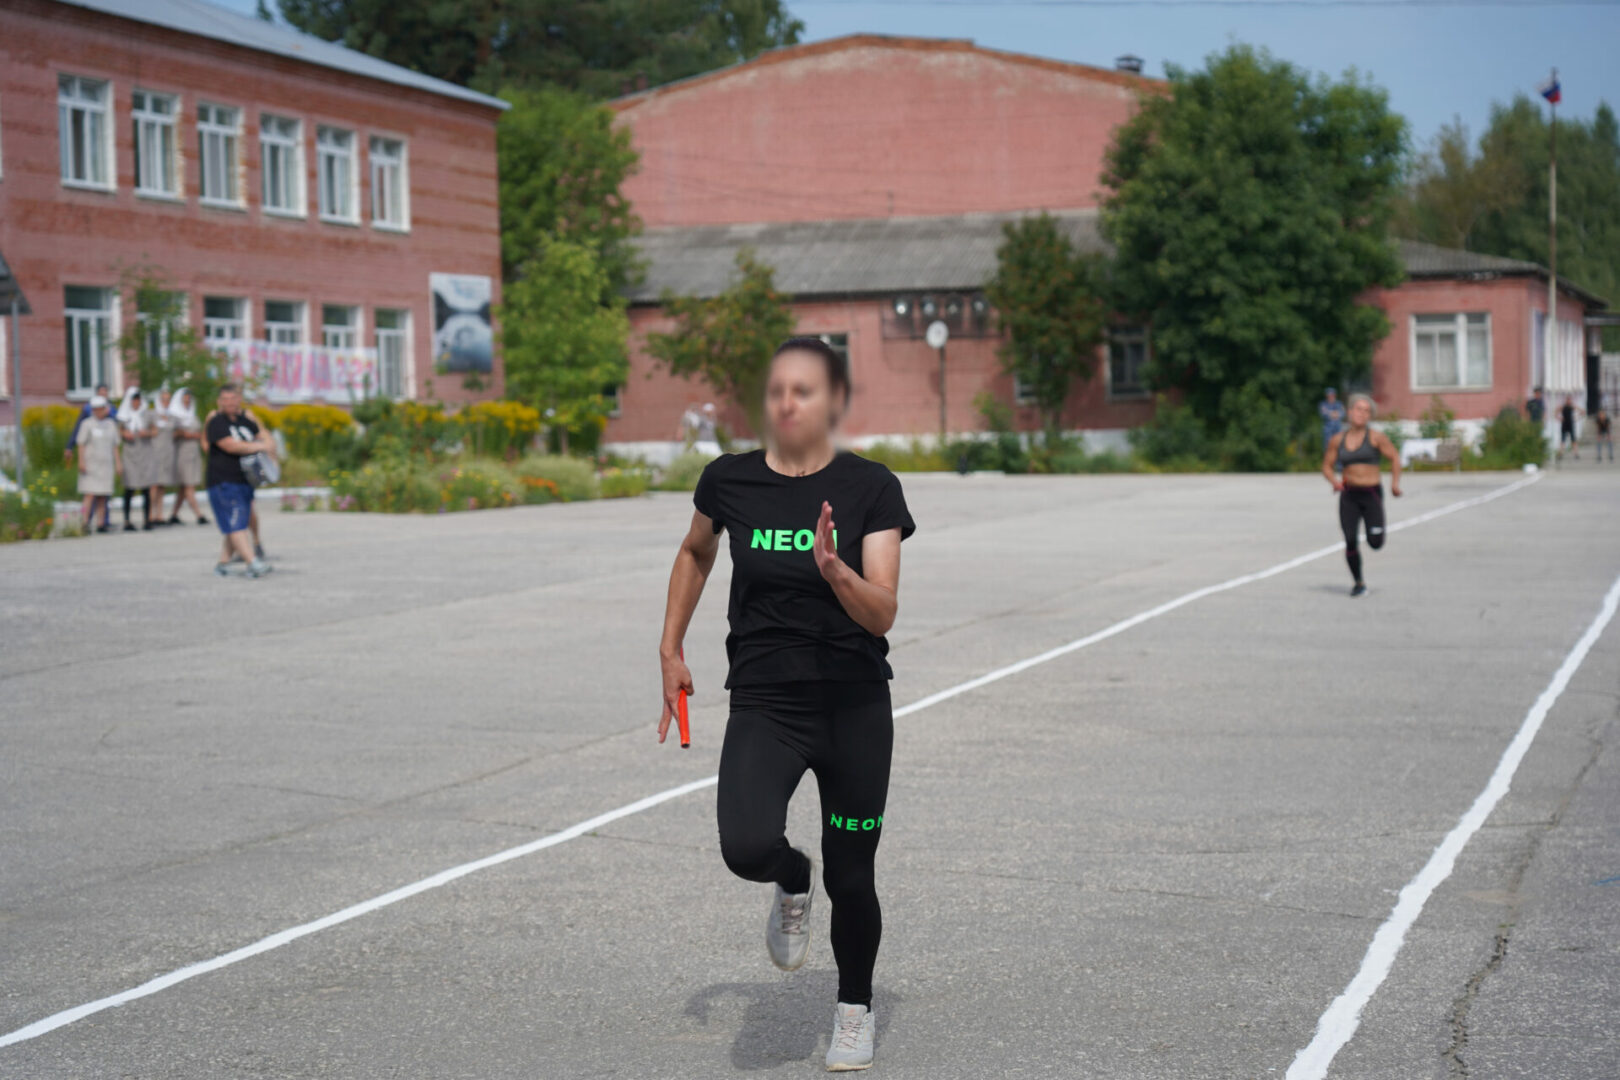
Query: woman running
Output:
[[657, 336, 915, 1072], [1322, 393, 1401, 597]]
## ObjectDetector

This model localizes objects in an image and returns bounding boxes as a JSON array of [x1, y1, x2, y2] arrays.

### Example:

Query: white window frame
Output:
[[0, 318, 8, 399], [132, 89, 180, 199], [369, 135, 409, 230], [1013, 371, 1039, 406], [1411, 312, 1492, 392], [260, 114, 305, 217], [1106, 327, 1151, 401], [321, 304, 361, 350], [264, 300, 306, 345], [317, 126, 358, 224], [197, 102, 243, 208], [203, 296, 248, 344], [64, 286, 117, 400], [374, 308, 411, 399], [58, 75, 113, 191]]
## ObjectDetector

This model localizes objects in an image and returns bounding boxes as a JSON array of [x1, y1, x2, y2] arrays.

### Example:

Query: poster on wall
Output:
[[430, 273, 493, 374]]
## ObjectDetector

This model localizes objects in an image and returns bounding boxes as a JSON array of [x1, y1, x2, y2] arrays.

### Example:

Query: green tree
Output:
[[261, 0, 803, 97], [116, 267, 232, 414], [498, 86, 641, 289], [1403, 98, 1620, 339], [1397, 118, 1530, 249], [1102, 45, 1406, 471], [984, 213, 1109, 445], [646, 248, 796, 437], [499, 239, 630, 454]]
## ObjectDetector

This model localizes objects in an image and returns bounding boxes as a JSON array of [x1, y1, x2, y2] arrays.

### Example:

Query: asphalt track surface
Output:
[[2, 469, 1617, 1079]]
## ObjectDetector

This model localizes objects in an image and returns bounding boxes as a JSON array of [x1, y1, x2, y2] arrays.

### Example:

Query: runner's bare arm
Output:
[[812, 501, 900, 636], [658, 510, 721, 740], [1376, 430, 1403, 496], [1321, 432, 1345, 491]]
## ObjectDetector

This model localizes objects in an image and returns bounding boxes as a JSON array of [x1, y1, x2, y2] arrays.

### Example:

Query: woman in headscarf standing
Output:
[[117, 388, 156, 531], [169, 388, 209, 524], [149, 388, 179, 525]]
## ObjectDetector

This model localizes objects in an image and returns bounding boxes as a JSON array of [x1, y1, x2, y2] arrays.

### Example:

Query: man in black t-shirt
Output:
[[204, 384, 276, 577]]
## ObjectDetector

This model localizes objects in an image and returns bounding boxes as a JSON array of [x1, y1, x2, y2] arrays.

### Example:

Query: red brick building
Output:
[[603, 35, 1608, 459], [0, 0, 506, 427]]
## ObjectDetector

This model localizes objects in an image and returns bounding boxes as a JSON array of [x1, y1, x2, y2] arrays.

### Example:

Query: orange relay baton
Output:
[[677, 647, 691, 748]]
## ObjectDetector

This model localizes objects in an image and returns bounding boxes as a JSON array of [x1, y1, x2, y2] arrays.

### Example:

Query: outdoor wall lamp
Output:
[[893, 297, 911, 317], [920, 297, 938, 318]]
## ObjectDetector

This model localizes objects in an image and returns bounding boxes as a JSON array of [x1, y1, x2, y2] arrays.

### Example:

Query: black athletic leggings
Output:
[[717, 679, 893, 1008], [1338, 483, 1385, 583]]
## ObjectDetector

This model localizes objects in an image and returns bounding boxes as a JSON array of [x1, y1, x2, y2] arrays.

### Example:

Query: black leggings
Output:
[[1339, 484, 1385, 583], [717, 679, 893, 1008]]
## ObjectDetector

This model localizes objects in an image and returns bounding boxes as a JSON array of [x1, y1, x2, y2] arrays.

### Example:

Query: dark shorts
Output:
[[207, 482, 254, 535]]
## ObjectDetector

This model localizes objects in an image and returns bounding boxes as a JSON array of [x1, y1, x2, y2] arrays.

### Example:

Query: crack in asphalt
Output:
[[1443, 714, 1609, 1079]]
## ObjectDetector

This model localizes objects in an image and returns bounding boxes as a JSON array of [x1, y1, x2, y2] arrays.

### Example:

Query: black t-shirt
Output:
[[205, 411, 260, 488], [1560, 403, 1576, 427], [694, 450, 916, 688]]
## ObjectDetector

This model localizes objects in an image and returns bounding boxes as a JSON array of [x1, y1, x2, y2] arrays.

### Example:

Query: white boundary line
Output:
[[0, 473, 1540, 1051], [1287, 565, 1620, 1080]]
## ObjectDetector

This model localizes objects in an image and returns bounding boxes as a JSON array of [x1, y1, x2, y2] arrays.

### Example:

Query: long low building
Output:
[[605, 209, 1606, 459], [0, 0, 507, 426]]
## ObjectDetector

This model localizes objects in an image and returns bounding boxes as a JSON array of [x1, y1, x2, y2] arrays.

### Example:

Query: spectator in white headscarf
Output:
[[116, 388, 154, 531], [168, 388, 208, 524]]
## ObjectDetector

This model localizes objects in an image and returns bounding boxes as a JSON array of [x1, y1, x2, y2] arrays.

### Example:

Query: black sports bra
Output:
[[1336, 429, 1381, 469]]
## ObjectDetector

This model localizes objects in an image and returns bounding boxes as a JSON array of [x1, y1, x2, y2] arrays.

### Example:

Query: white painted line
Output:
[[0, 473, 1540, 1051], [1286, 566, 1620, 1080]]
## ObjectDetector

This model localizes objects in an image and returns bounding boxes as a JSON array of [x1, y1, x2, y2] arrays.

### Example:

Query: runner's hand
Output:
[[1330, 478, 1344, 493], [657, 651, 693, 744], [1391, 481, 1402, 497], [812, 500, 843, 581]]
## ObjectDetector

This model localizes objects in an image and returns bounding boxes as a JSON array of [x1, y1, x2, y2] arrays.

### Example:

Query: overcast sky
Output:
[[223, 0, 1620, 149]]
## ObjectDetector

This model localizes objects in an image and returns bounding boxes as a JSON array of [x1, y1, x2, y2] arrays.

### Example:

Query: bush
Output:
[[248, 403, 279, 431], [22, 405, 80, 470], [1417, 396, 1456, 440], [1131, 397, 1214, 465], [515, 455, 598, 501], [439, 459, 520, 510], [656, 451, 714, 491], [1, 475, 60, 542], [457, 400, 541, 459], [277, 455, 328, 488], [275, 403, 356, 460], [860, 439, 951, 472], [329, 461, 441, 513], [1479, 405, 1547, 467], [599, 467, 650, 498]]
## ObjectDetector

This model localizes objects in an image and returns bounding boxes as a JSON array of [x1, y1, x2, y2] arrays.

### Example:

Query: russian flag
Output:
[[1539, 75, 1561, 105]]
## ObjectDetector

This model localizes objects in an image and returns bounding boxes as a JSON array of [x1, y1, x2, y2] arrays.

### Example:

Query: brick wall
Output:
[[0, 0, 503, 424]]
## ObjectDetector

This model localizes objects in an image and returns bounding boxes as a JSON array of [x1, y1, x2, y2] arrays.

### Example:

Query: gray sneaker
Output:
[[825, 1003, 875, 1071], [766, 849, 814, 971], [246, 558, 273, 578]]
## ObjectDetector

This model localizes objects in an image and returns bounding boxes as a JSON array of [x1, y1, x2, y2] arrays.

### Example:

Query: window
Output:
[[1013, 373, 1038, 406], [203, 296, 247, 343], [197, 103, 241, 205], [818, 333, 850, 378], [261, 114, 303, 215], [58, 75, 111, 188], [369, 136, 408, 229], [317, 126, 356, 222], [132, 90, 178, 197], [602, 384, 621, 417], [375, 308, 410, 399], [1107, 328, 1150, 399], [64, 286, 114, 398], [322, 304, 359, 349], [264, 300, 305, 345], [1413, 313, 1490, 390]]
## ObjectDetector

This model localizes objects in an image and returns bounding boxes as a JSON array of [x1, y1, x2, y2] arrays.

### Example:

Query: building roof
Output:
[[1398, 239, 1606, 306], [626, 214, 1608, 309], [627, 210, 1104, 303], [610, 34, 1164, 113], [54, 0, 508, 111]]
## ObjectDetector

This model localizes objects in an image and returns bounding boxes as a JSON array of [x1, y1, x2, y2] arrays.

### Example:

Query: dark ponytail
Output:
[[773, 336, 850, 405]]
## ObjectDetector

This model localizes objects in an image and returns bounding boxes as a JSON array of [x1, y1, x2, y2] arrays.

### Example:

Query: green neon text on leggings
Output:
[[828, 813, 883, 832], [751, 527, 838, 551]]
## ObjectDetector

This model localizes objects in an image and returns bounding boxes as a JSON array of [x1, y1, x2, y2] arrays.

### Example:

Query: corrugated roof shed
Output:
[[53, 0, 508, 111], [626, 216, 1607, 309]]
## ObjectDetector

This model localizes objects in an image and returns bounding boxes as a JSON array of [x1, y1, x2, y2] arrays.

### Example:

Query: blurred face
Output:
[[1348, 398, 1372, 427], [219, 390, 242, 416], [159, 390, 172, 408], [765, 349, 841, 452], [92, 405, 107, 419]]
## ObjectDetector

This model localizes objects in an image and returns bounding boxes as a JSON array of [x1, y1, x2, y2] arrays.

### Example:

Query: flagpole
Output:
[[1545, 68, 1558, 404]]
